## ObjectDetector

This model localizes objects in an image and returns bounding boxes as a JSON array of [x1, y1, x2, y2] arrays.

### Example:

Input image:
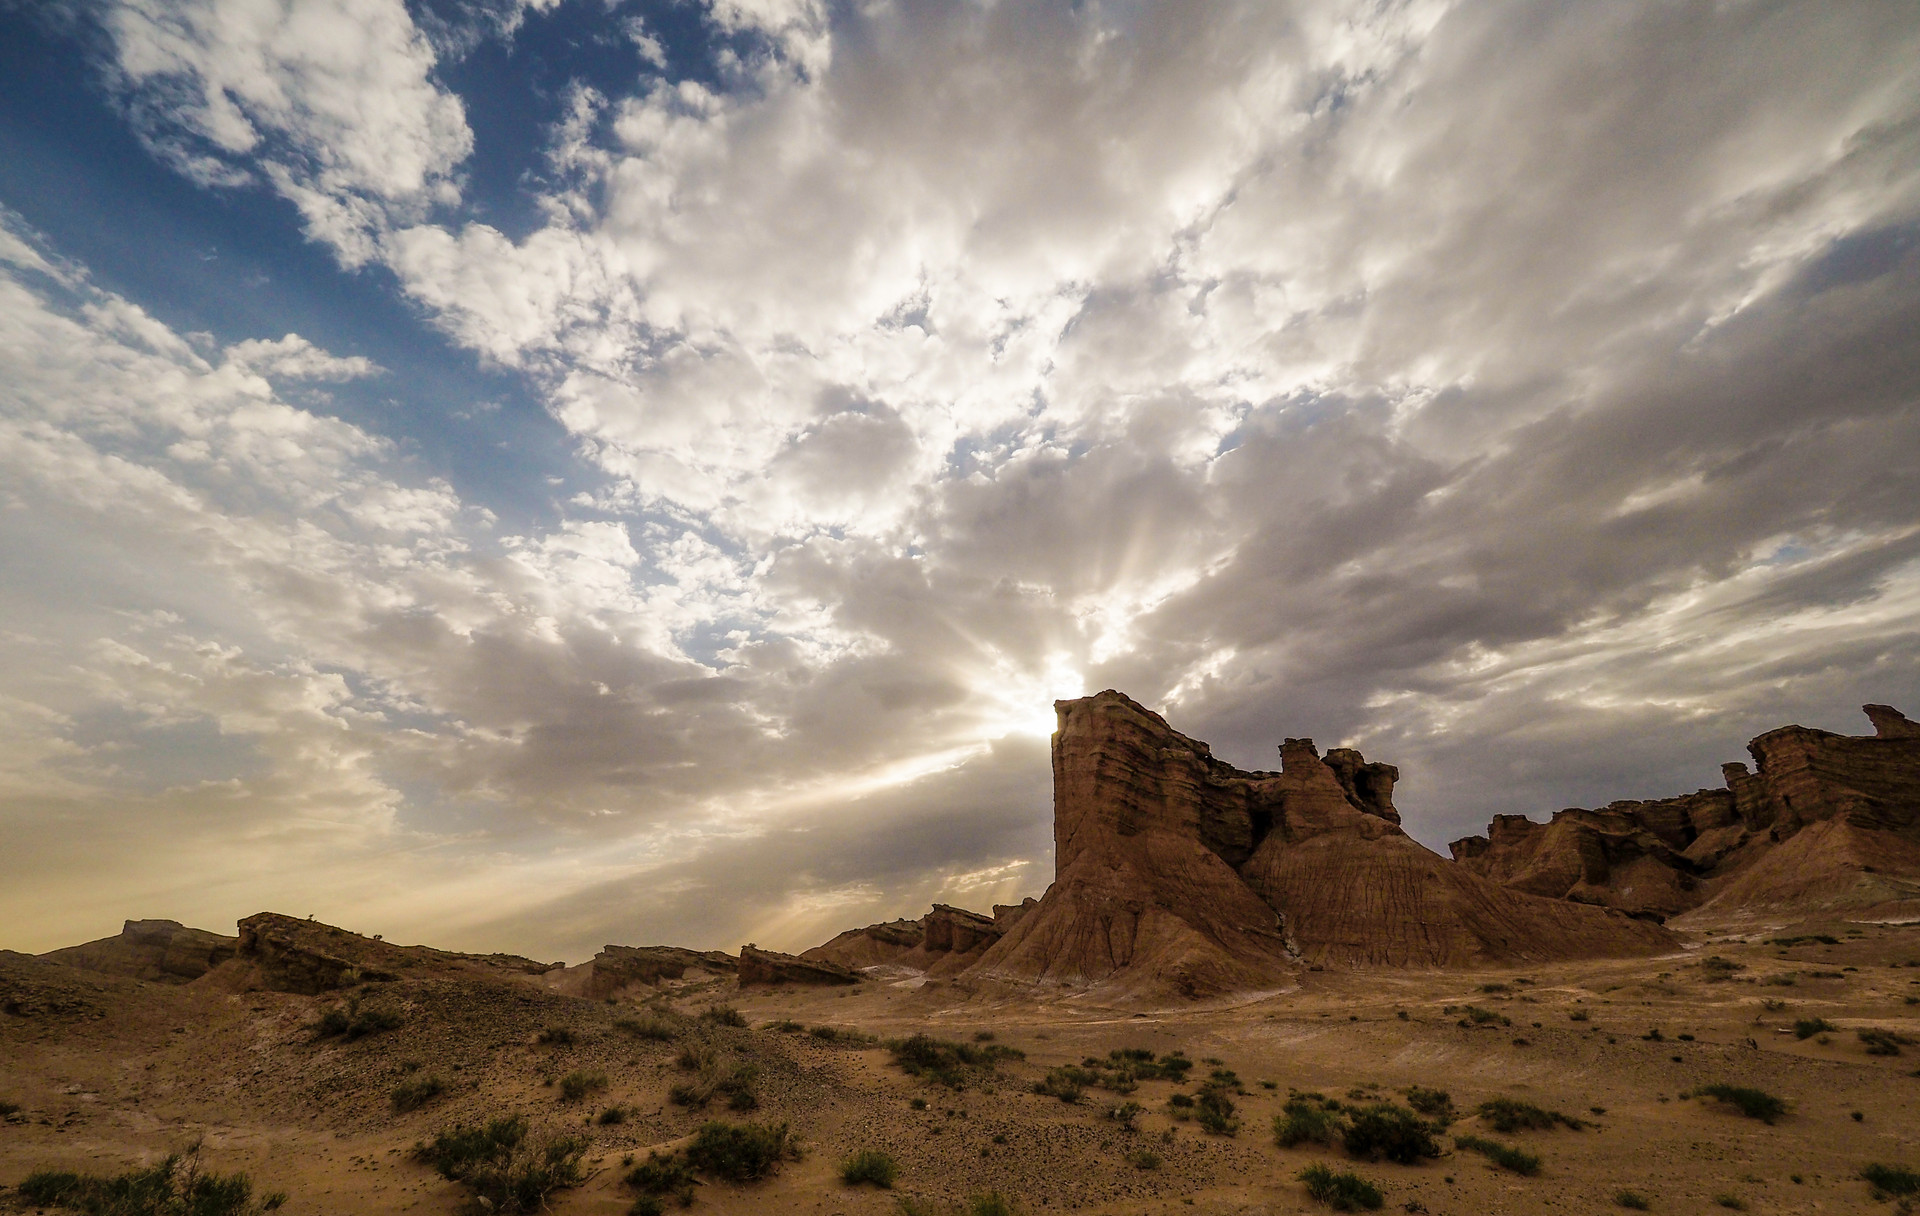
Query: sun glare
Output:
[[978, 651, 1087, 739]]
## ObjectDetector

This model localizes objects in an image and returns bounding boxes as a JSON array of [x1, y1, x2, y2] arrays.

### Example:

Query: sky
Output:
[[1, 0, 1917, 964]]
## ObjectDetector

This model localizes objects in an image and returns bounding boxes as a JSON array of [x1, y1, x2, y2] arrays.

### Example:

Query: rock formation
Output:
[[738, 944, 858, 986], [1451, 704, 1920, 923], [576, 944, 737, 998], [803, 899, 1039, 978], [39, 919, 237, 983], [235, 913, 560, 994], [951, 691, 1671, 999]]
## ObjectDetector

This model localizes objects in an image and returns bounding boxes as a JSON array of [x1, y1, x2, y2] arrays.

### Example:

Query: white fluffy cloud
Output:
[[8, 0, 1920, 959]]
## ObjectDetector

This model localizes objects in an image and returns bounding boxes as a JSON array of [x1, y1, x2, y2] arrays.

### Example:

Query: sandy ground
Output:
[[3, 917, 1919, 1215]]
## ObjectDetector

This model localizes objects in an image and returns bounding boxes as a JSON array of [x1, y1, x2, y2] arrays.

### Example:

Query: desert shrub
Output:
[[1106, 1100, 1145, 1130], [1275, 1098, 1344, 1148], [1343, 1104, 1438, 1164], [597, 1106, 626, 1125], [1126, 1149, 1161, 1170], [16, 1147, 285, 1216], [1475, 1098, 1583, 1132], [1699, 956, 1744, 980], [966, 1193, 1018, 1216], [1569, 1009, 1590, 1022], [1770, 935, 1839, 946], [1032, 1068, 1087, 1103], [1794, 1018, 1836, 1040], [536, 1026, 577, 1046], [685, 1121, 797, 1182], [1696, 1084, 1787, 1124], [765, 1018, 804, 1032], [1297, 1163, 1384, 1211], [625, 1150, 696, 1207], [415, 1115, 588, 1214], [809, 1025, 879, 1046], [1404, 1087, 1452, 1120], [1480, 982, 1509, 993], [1713, 1194, 1746, 1210], [616, 1014, 683, 1042], [1461, 1005, 1509, 1027], [889, 1034, 1020, 1089], [1861, 1164, 1920, 1196], [1454, 1135, 1540, 1175], [675, 1044, 712, 1071], [1615, 1189, 1650, 1209], [558, 1071, 607, 1102], [668, 1057, 758, 1110], [840, 1149, 899, 1188], [314, 997, 402, 1041], [1195, 1086, 1239, 1136], [391, 1075, 446, 1112], [700, 1005, 747, 1028], [1858, 1028, 1915, 1056]]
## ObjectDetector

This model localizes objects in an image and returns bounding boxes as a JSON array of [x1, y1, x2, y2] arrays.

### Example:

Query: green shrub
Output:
[[1106, 1100, 1145, 1130], [1793, 1018, 1835, 1039], [391, 1075, 446, 1112], [597, 1106, 626, 1126], [314, 997, 402, 1041], [1195, 1085, 1239, 1136], [1615, 1189, 1650, 1209], [1713, 1194, 1746, 1210], [667, 1057, 758, 1110], [1342, 1104, 1438, 1164], [1695, 1084, 1787, 1124], [1861, 1164, 1920, 1196], [16, 1147, 285, 1216], [615, 1014, 683, 1042], [700, 1005, 747, 1028], [1462, 1006, 1510, 1026], [1404, 1087, 1452, 1120], [765, 1019, 804, 1032], [625, 1150, 696, 1207], [1475, 1098, 1584, 1132], [1275, 1099, 1343, 1148], [536, 1026, 577, 1046], [1297, 1163, 1384, 1211], [558, 1071, 607, 1102], [414, 1115, 588, 1214], [1455, 1135, 1540, 1175], [810, 1025, 879, 1046], [1858, 1028, 1914, 1056], [1126, 1149, 1161, 1170], [1770, 935, 1839, 946], [684, 1120, 797, 1182], [888, 1034, 1021, 1089], [966, 1193, 1018, 1216], [841, 1149, 899, 1188], [1032, 1068, 1085, 1103]]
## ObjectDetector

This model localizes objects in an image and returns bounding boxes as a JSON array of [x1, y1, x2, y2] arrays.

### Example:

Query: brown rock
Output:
[[738, 944, 858, 986], [235, 913, 559, 994], [581, 944, 737, 998], [801, 919, 925, 970], [1452, 704, 1920, 923], [40, 919, 237, 983]]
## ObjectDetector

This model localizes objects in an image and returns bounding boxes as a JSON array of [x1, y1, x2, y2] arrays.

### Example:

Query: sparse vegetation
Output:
[[314, 997, 403, 1041], [1712, 1193, 1746, 1210], [1459, 1005, 1510, 1027], [391, 1074, 446, 1112], [597, 1105, 626, 1125], [1699, 956, 1744, 981], [625, 1150, 696, 1208], [1858, 1028, 1915, 1056], [557, 1070, 607, 1102], [700, 1005, 748, 1028], [667, 1056, 758, 1110], [536, 1025, 577, 1046], [1455, 1135, 1541, 1175], [763, 1018, 804, 1033], [1405, 1087, 1452, 1121], [809, 1024, 879, 1046], [841, 1149, 900, 1188], [615, 1013, 683, 1042], [1126, 1149, 1161, 1170], [1106, 1100, 1145, 1130], [1195, 1085, 1239, 1136], [684, 1120, 798, 1182], [1861, 1164, 1920, 1196], [414, 1115, 589, 1214], [17, 1146, 286, 1216], [1695, 1084, 1787, 1124], [1342, 1103, 1438, 1164], [1032, 1067, 1089, 1103], [1275, 1096, 1344, 1148], [1770, 935, 1839, 946], [1475, 1098, 1584, 1132], [1794, 1017, 1836, 1039], [1615, 1189, 1651, 1209], [889, 1034, 1022, 1090], [1298, 1163, 1384, 1211]]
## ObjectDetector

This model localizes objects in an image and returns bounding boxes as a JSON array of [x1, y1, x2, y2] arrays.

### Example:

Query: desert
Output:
[[4, 693, 1918, 1215]]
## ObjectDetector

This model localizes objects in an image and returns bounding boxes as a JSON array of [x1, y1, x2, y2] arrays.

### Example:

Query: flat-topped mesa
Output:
[[1451, 704, 1920, 923], [39, 919, 237, 984]]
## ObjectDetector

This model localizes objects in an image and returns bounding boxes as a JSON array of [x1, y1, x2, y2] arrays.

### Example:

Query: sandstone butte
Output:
[[1451, 702, 1920, 927], [811, 690, 1676, 1003]]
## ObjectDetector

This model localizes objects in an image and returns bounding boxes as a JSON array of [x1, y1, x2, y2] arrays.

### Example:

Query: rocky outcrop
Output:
[[738, 944, 858, 986], [581, 944, 737, 998], [1451, 704, 1920, 922], [804, 900, 1041, 977], [956, 692, 1672, 995], [40, 919, 237, 983], [235, 913, 560, 994]]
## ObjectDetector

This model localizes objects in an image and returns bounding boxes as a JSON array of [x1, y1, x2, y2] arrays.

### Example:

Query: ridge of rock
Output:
[[235, 913, 561, 994], [1451, 704, 1920, 923], [739, 944, 859, 986], [39, 919, 237, 984]]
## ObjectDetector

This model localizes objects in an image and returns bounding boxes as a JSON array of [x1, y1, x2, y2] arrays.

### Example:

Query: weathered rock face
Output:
[[803, 900, 1039, 977], [235, 913, 560, 994], [39, 919, 237, 984], [959, 691, 1673, 992], [738, 944, 858, 986], [1451, 705, 1920, 923], [581, 945, 737, 998]]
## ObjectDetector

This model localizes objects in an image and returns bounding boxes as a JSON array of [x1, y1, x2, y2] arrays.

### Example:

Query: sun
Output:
[[977, 651, 1086, 739]]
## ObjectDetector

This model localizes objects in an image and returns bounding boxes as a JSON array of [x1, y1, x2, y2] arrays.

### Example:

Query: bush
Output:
[[16, 1147, 286, 1216], [1475, 1098, 1584, 1132], [1454, 1135, 1540, 1175], [1405, 1087, 1452, 1120], [1106, 1100, 1145, 1130], [597, 1106, 626, 1125], [1126, 1149, 1161, 1170], [1298, 1163, 1384, 1211], [1462, 1006, 1510, 1026], [1713, 1194, 1746, 1210], [314, 997, 403, 1041], [615, 1014, 683, 1042], [889, 1034, 1021, 1089], [668, 1057, 758, 1110], [700, 1005, 747, 1028], [1793, 1018, 1835, 1040], [1858, 1028, 1915, 1056], [1195, 1086, 1239, 1136], [840, 1149, 899, 1188], [391, 1075, 446, 1112], [558, 1071, 608, 1102], [1032, 1068, 1086, 1103], [1861, 1164, 1920, 1196], [536, 1026, 577, 1046], [1275, 1098, 1343, 1148], [684, 1120, 797, 1182], [1342, 1104, 1438, 1164], [1615, 1190, 1651, 1209], [414, 1115, 588, 1214], [626, 1150, 696, 1207], [1695, 1084, 1787, 1124]]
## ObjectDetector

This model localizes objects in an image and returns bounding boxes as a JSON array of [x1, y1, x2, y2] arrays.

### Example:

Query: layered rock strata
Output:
[[40, 919, 237, 983], [236, 913, 560, 994], [738, 944, 858, 986], [803, 898, 1038, 977], [1451, 704, 1920, 922]]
